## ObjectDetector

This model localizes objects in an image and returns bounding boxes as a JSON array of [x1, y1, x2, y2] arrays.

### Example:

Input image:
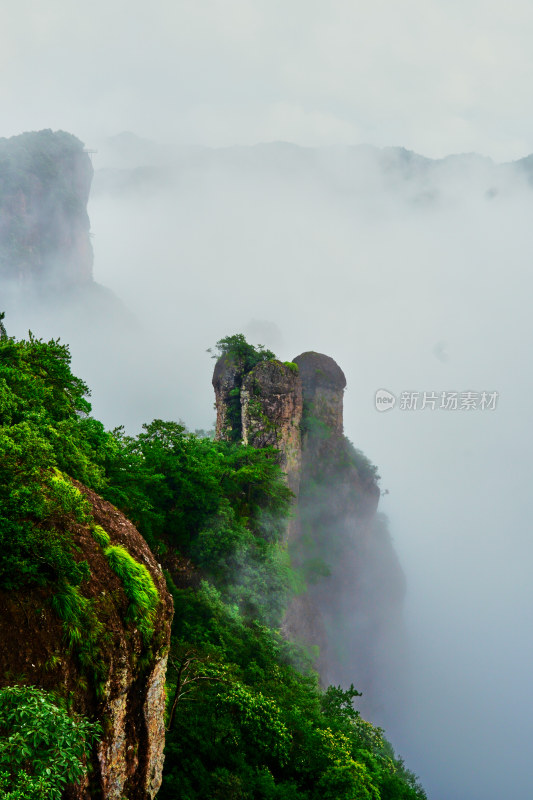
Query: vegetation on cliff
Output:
[[0, 331, 161, 689], [0, 323, 425, 800], [0, 685, 99, 800], [210, 333, 277, 442], [0, 322, 172, 797]]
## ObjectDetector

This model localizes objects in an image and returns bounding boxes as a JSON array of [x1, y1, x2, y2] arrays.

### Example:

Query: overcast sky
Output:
[[3, 0, 533, 160], [3, 5, 533, 799]]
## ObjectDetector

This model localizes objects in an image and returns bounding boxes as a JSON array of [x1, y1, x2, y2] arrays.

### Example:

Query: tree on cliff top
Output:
[[208, 334, 277, 443], [208, 333, 276, 374]]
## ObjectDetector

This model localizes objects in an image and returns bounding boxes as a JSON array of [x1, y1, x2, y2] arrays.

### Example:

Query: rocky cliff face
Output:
[[0, 129, 142, 432], [212, 354, 242, 441], [0, 483, 173, 800], [241, 360, 303, 495], [213, 349, 404, 694], [295, 351, 346, 435], [292, 353, 403, 693], [213, 355, 303, 494], [0, 130, 94, 286], [295, 351, 380, 521]]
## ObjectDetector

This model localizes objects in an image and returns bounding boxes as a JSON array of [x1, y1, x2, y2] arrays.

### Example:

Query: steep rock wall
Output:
[[0, 130, 94, 286], [212, 348, 405, 697], [295, 351, 346, 435], [212, 354, 242, 441], [213, 356, 303, 493], [0, 483, 173, 800], [294, 351, 380, 521], [241, 360, 302, 495], [292, 352, 402, 693]]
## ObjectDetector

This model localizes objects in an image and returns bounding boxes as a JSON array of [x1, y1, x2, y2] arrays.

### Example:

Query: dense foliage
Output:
[[0, 685, 100, 800], [0, 330, 161, 694], [100, 419, 296, 627], [161, 583, 426, 800], [209, 333, 276, 374], [0, 331, 98, 590], [0, 324, 426, 800]]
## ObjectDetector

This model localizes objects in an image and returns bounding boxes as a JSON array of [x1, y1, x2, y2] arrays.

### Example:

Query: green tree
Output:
[[208, 334, 276, 442], [0, 685, 100, 800], [208, 333, 276, 373]]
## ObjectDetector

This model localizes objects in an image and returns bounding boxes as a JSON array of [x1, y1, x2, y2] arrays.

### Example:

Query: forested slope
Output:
[[0, 321, 426, 799]]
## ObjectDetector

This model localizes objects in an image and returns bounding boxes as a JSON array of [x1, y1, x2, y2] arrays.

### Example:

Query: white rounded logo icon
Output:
[[375, 389, 396, 412]]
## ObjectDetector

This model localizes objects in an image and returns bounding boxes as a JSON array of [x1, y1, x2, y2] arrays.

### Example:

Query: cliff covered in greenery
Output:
[[0, 322, 425, 799], [0, 321, 173, 799]]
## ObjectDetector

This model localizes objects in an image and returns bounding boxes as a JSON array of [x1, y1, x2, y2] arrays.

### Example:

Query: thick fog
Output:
[[4, 0, 533, 161], [4, 2, 533, 797], [4, 136, 533, 800], [84, 144, 530, 800]]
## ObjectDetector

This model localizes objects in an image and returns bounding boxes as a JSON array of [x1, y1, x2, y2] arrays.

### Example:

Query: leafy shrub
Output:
[[48, 470, 91, 522], [50, 582, 106, 694], [345, 439, 381, 483], [0, 685, 100, 800], [101, 420, 294, 626], [208, 334, 277, 442], [0, 330, 107, 591], [208, 333, 276, 373], [0, 517, 89, 591]]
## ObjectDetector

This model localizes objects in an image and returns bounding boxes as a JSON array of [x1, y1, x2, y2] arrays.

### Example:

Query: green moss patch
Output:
[[90, 524, 111, 549], [103, 546, 159, 645], [90, 524, 159, 646]]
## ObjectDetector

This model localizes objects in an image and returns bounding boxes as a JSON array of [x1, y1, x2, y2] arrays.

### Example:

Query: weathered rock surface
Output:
[[212, 354, 242, 441], [0, 483, 173, 800], [291, 353, 403, 694], [294, 350, 380, 521], [241, 360, 303, 495], [294, 351, 347, 436]]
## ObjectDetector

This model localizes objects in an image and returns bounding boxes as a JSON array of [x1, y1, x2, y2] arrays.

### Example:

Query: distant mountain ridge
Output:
[[92, 132, 533, 204]]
